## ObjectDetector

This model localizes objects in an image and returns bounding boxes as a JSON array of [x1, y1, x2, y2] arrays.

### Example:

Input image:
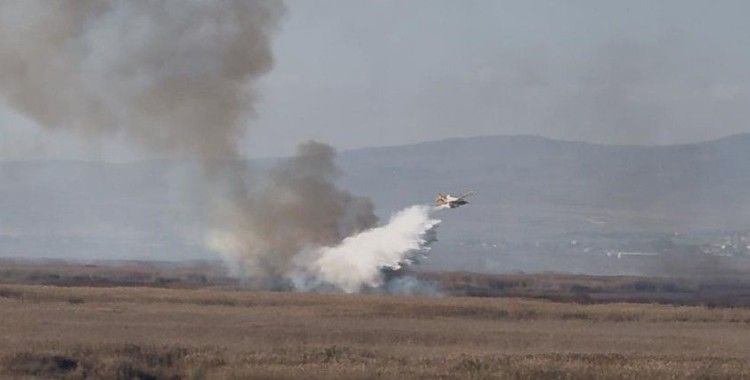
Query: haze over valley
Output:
[[3, 133, 749, 276]]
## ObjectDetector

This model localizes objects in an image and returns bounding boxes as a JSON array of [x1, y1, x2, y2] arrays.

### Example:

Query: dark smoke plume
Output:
[[0, 0, 380, 286], [0, 1, 283, 160], [208, 142, 378, 282]]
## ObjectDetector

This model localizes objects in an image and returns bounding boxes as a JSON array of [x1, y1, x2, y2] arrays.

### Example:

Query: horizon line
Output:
[[1, 132, 749, 164]]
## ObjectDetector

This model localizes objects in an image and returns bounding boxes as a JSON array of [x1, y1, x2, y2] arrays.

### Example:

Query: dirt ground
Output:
[[2, 283, 750, 379]]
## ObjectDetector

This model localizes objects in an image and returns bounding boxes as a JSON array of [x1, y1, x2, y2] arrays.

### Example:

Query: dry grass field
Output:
[[2, 278, 750, 379]]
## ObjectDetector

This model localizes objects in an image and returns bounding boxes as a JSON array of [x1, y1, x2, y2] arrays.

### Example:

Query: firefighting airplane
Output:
[[435, 191, 474, 209]]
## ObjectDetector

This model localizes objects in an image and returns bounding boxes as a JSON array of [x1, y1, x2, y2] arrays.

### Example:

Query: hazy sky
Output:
[[2, 0, 750, 160]]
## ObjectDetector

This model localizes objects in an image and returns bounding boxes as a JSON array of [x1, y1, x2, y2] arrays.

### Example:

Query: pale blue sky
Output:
[[2, 0, 750, 160]]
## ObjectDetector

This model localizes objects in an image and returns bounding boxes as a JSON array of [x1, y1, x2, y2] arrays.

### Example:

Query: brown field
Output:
[[2, 261, 750, 379]]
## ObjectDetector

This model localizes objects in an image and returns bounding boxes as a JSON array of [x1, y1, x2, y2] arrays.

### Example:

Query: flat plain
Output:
[[1, 261, 750, 379]]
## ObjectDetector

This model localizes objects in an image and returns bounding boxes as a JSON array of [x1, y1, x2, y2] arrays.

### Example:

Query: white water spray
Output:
[[291, 205, 441, 293]]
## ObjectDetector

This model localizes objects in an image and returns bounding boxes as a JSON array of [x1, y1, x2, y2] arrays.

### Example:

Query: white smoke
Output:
[[290, 205, 441, 293]]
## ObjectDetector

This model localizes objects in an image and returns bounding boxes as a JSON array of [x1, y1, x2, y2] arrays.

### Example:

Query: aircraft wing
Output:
[[456, 191, 475, 200]]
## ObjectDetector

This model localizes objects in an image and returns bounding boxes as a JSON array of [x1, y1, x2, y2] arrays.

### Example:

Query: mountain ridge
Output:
[[1, 133, 749, 273], [3, 132, 750, 165]]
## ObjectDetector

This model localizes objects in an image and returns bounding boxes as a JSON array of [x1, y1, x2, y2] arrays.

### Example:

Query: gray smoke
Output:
[[0, 1, 283, 159], [208, 141, 377, 283], [0, 0, 379, 286]]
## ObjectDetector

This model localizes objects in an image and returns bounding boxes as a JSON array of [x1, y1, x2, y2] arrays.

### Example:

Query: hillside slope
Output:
[[2, 134, 750, 273]]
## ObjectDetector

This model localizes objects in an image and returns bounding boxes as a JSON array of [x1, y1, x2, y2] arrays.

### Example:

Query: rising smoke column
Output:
[[0, 1, 445, 291], [207, 141, 377, 283], [0, 1, 282, 159], [0, 1, 380, 286]]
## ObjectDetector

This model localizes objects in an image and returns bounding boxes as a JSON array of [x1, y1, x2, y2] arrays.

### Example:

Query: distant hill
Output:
[[341, 133, 750, 235], [2, 134, 750, 273]]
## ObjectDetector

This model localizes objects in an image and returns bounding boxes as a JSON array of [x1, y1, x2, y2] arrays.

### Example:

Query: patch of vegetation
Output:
[[3, 353, 78, 377], [322, 345, 346, 364], [0, 288, 22, 300], [456, 356, 491, 378]]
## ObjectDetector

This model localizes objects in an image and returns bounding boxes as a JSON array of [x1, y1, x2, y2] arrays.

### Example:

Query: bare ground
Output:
[[2, 283, 750, 379]]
